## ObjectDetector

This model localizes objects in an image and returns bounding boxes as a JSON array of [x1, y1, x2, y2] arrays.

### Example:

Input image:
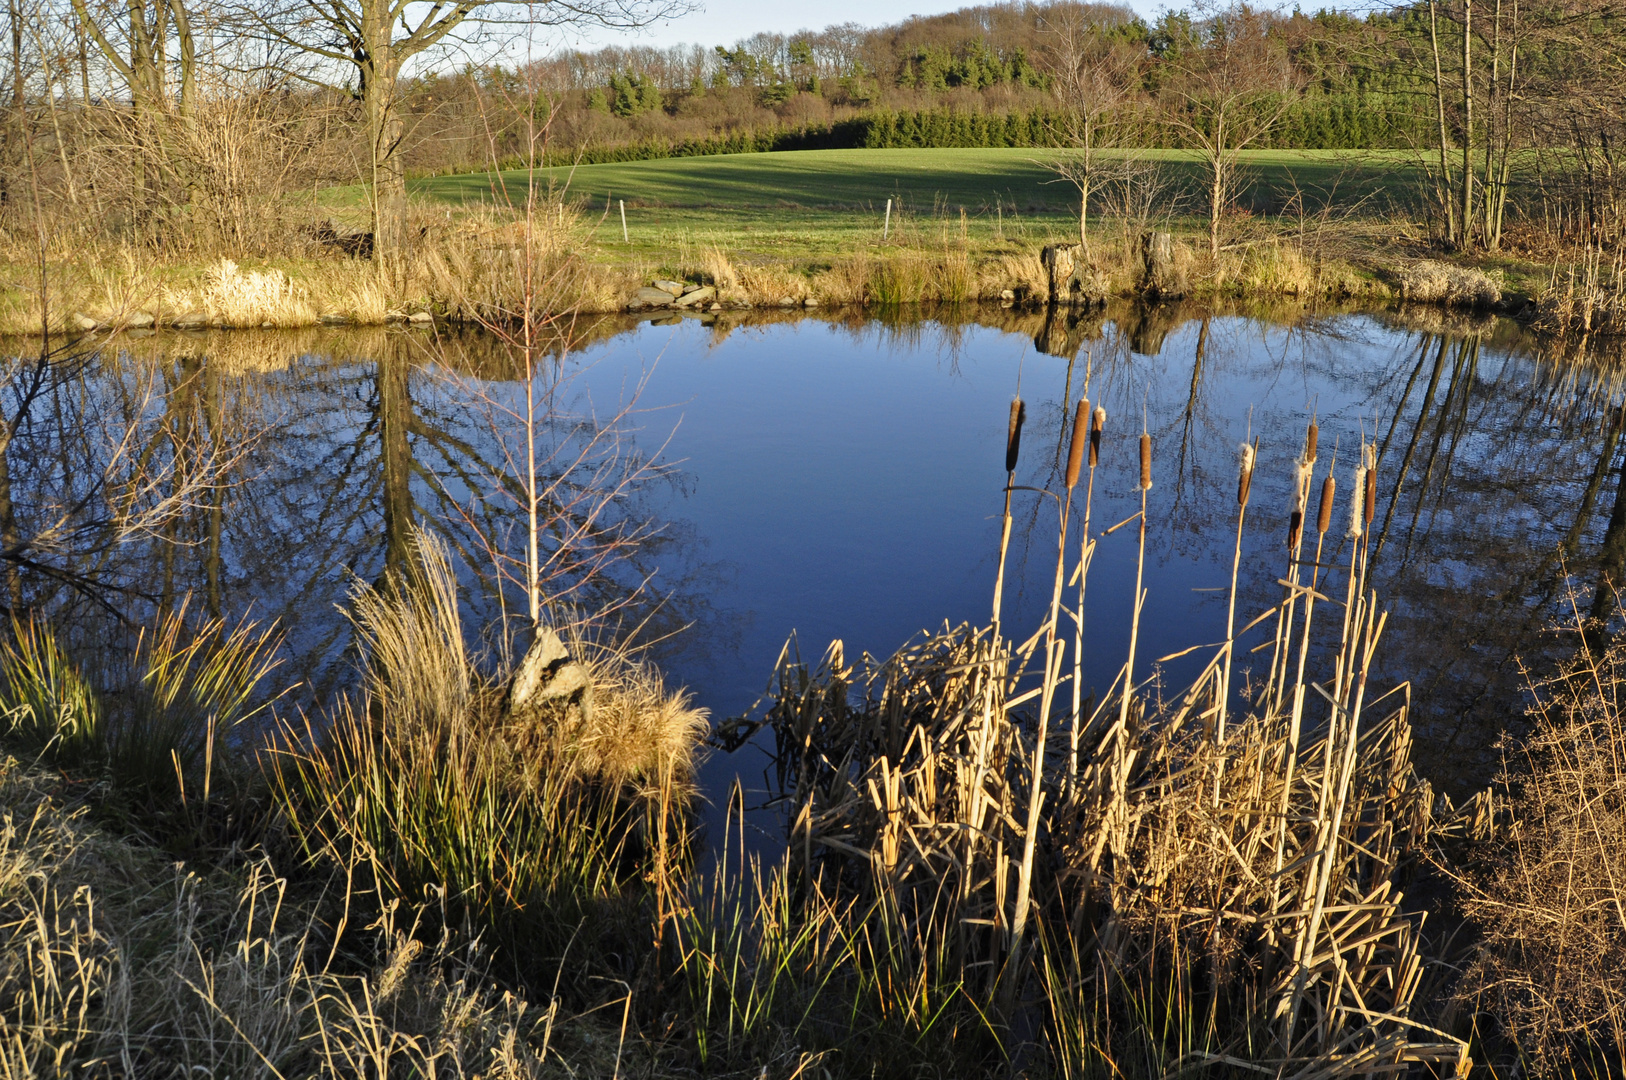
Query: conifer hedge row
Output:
[[477, 94, 1427, 172]]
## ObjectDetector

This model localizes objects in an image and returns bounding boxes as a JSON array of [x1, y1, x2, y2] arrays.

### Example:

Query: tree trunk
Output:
[[1428, 0, 1457, 245], [1482, 0, 1500, 247], [1209, 152, 1224, 257], [1460, 0, 1474, 249], [1490, 0, 1519, 250], [365, 42, 407, 275]]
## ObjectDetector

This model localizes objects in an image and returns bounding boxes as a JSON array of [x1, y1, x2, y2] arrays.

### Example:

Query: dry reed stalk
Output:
[[1271, 427, 1319, 717], [992, 398, 1026, 638], [1271, 462, 1337, 914], [1070, 398, 1101, 784], [1219, 440, 1257, 744], [1010, 399, 1092, 973]]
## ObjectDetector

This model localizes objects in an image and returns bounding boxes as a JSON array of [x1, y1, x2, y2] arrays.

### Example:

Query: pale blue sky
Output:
[[546, 0, 1166, 52]]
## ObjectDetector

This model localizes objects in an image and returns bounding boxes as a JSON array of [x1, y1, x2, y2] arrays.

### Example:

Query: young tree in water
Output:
[[253, 0, 686, 274], [1156, 3, 1299, 256]]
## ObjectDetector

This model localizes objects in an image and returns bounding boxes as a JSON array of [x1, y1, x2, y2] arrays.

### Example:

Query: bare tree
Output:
[[1038, 4, 1135, 259], [253, 0, 687, 274], [1159, 3, 1300, 256]]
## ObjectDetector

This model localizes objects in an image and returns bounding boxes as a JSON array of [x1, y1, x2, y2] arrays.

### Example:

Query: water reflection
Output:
[[0, 301, 1620, 802]]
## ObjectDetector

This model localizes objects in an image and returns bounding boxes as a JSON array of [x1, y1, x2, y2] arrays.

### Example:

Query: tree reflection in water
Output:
[[2, 302, 1621, 795]]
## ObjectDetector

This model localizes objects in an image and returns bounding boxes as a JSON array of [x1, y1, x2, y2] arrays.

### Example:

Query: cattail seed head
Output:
[[1237, 442, 1255, 507], [1288, 460, 1312, 548], [1292, 461, 1313, 514], [1065, 399, 1089, 489], [1006, 398, 1026, 473], [1348, 464, 1366, 538], [1139, 432, 1152, 491], [1362, 442, 1377, 525], [1090, 406, 1105, 468], [1304, 421, 1319, 465], [1317, 473, 1335, 534]]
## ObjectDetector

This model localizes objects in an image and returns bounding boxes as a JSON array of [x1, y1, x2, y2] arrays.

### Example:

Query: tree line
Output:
[[2, 0, 1624, 269]]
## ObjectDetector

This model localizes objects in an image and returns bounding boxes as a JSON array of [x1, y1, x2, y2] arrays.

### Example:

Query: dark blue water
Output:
[[14, 305, 1613, 843], [546, 308, 1619, 832]]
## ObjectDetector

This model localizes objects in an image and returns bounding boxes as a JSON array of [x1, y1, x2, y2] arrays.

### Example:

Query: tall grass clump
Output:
[[271, 532, 704, 972], [0, 607, 282, 822]]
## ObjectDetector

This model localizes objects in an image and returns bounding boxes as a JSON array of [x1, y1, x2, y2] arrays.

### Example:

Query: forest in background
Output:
[[1, 0, 1625, 272]]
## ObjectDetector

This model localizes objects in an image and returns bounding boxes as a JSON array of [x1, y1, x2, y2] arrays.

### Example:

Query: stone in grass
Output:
[[126, 311, 156, 329], [672, 286, 715, 308], [803, 297, 818, 307], [680, 282, 707, 295], [70, 312, 99, 331], [777, 297, 797, 307], [409, 311, 434, 324], [172, 311, 209, 330], [320, 312, 351, 326], [635, 286, 676, 306], [652, 279, 685, 297]]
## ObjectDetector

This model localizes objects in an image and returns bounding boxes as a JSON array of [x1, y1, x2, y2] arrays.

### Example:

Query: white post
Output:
[[619, 199, 628, 243], [883, 197, 892, 241]]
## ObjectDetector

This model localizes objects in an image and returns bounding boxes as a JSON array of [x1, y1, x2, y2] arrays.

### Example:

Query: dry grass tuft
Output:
[[273, 531, 700, 950], [196, 259, 320, 327], [1397, 260, 1503, 308], [553, 641, 709, 785]]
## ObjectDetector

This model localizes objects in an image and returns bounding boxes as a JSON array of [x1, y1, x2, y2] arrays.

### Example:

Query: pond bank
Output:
[[3, 216, 1598, 339]]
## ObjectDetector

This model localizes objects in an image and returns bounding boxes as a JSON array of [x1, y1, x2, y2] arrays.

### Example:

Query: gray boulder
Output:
[[635, 286, 676, 306], [508, 626, 595, 726], [672, 286, 715, 308]]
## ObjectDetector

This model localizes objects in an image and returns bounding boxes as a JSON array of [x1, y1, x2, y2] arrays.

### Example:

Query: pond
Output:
[[3, 301, 1621, 841]]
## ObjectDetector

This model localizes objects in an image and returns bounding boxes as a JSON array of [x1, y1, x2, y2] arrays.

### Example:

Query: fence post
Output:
[[620, 199, 628, 243], [883, 197, 892, 241]]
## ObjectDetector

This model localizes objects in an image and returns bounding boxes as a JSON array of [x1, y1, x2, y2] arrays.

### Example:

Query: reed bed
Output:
[[1534, 246, 1626, 337], [718, 410, 1474, 1075]]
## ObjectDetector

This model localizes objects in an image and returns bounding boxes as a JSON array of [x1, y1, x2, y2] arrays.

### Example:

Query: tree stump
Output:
[[1040, 243, 1080, 304], [1139, 231, 1186, 300]]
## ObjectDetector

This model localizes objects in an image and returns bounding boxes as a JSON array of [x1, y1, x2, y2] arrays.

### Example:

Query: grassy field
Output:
[[416, 147, 1421, 213], [396, 147, 1428, 285]]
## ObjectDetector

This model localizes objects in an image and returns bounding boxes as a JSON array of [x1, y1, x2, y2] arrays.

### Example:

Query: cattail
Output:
[[1364, 472, 1377, 524], [1348, 463, 1367, 539], [1288, 460, 1312, 548], [1139, 432, 1152, 491], [1237, 442, 1255, 506], [1065, 399, 1089, 489], [1006, 398, 1026, 473], [1363, 443, 1378, 525], [1090, 406, 1105, 467], [1317, 473, 1335, 534], [1304, 420, 1319, 465]]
